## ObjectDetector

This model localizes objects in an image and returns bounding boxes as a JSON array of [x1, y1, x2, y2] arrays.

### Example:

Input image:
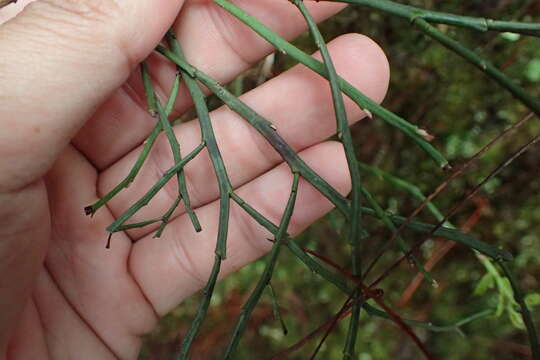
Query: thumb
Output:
[[0, 0, 184, 191]]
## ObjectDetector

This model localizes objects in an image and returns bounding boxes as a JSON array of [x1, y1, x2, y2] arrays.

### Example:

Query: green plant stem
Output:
[[145, 64, 192, 230], [157, 45, 351, 217], [145, 63, 201, 233], [268, 282, 288, 335], [113, 63, 200, 234], [160, 55, 201, 234], [326, 0, 540, 36], [360, 186, 435, 285], [141, 62, 158, 116], [362, 207, 511, 261], [497, 261, 540, 359], [154, 197, 181, 238], [363, 304, 495, 334], [231, 191, 498, 336], [166, 33, 234, 359], [84, 65, 183, 216], [232, 185, 508, 263], [177, 254, 222, 360], [212, 0, 449, 169], [156, 98, 202, 233], [167, 32, 232, 259], [292, 2, 363, 356], [358, 162, 445, 221], [106, 142, 205, 233], [234, 190, 355, 294], [114, 218, 163, 232], [412, 18, 540, 117], [223, 172, 300, 359], [84, 121, 162, 216], [164, 74, 181, 115], [359, 162, 517, 317]]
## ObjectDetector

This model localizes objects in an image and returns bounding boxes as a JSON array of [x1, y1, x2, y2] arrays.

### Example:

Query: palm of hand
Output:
[[0, 1, 388, 358]]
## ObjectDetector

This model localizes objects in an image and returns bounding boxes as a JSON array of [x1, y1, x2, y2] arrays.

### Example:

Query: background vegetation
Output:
[[140, 1, 540, 358]]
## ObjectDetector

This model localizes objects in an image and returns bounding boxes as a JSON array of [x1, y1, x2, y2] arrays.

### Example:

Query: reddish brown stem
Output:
[[398, 196, 488, 307], [370, 131, 540, 289], [363, 112, 533, 281], [302, 248, 436, 359]]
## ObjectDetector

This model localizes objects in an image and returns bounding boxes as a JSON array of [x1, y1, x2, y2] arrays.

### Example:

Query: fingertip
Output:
[[332, 33, 390, 105]]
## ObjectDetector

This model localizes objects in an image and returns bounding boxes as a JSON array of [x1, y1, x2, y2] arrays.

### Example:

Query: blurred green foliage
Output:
[[141, 1, 540, 359]]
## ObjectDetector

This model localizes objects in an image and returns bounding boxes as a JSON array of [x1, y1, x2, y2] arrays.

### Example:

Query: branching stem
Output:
[[212, 0, 449, 169], [223, 172, 300, 359], [325, 0, 540, 36]]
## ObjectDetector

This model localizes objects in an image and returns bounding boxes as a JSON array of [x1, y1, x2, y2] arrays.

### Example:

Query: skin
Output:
[[0, 0, 389, 359]]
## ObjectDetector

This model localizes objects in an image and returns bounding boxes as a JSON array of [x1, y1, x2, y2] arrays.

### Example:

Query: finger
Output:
[[43, 146, 158, 359], [100, 33, 389, 239], [72, 0, 347, 169], [4, 300, 48, 359], [0, 181, 49, 350], [33, 269, 118, 359], [129, 141, 351, 315], [0, 0, 185, 191]]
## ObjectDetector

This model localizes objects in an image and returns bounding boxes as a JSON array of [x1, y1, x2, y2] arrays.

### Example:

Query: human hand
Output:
[[0, 0, 388, 358]]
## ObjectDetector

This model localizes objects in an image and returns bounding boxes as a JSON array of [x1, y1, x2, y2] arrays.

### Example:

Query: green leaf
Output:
[[509, 308, 525, 329], [474, 273, 495, 295], [525, 293, 540, 308], [500, 32, 521, 41], [526, 59, 540, 82]]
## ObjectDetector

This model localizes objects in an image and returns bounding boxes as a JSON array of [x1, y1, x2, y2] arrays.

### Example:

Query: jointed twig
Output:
[[412, 18, 540, 117], [143, 63, 202, 234], [223, 173, 300, 359], [213, 0, 449, 169], [157, 45, 351, 216], [84, 71, 182, 217], [79, 0, 539, 356], [324, 0, 540, 36], [268, 282, 288, 336], [369, 134, 540, 357], [106, 143, 205, 233], [358, 162, 445, 221], [231, 185, 497, 349], [292, 2, 364, 357], [370, 132, 540, 288], [360, 185, 435, 285], [156, 49, 503, 262], [498, 261, 540, 359], [363, 113, 532, 280], [165, 33, 233, 359], [270, 296, 356, 359]]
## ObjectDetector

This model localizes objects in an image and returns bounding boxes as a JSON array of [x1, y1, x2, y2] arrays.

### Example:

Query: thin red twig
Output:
[[370, 131, 540, 289], [279, 247, 437, 359], [398, 196, 488, 307], [363, 112, 533, 281]]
